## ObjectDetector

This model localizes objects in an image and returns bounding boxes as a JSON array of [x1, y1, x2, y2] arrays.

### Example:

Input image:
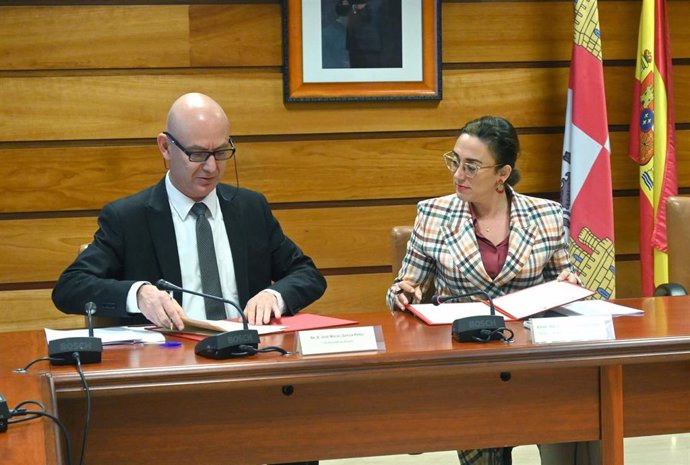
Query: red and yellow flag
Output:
[[629, 0, 677, 296]]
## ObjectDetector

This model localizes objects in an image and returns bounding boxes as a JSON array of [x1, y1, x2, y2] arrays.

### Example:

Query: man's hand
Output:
[[245, 291, 281, 326], [136, 284, 185, 330], [391, 280, 422, 311]]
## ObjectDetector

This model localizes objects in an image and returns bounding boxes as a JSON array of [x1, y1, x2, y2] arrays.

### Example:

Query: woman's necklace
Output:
[[473, 196, 510, 235], [477, 211, 507, 234]]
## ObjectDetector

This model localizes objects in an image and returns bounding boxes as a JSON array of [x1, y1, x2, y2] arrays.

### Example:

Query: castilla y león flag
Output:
[[560, 0, 616, 300]]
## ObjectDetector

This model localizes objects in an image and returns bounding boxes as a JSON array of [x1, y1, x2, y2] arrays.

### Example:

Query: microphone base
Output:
[[0, 393, 10, 433], [195, 330, 261, 359], [452, 315, 506, 343], [48, 337, 103, 365]]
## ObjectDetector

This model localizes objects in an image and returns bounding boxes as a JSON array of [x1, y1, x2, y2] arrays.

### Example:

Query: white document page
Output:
[[407, 302, 496, 325], [553, 300, 644, 317], [493, 280, 594, 320], [45, 326, 166, 345], [182, 316, 286, 336]]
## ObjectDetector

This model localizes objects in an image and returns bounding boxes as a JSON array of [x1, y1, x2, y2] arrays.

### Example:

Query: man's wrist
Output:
[[262, 288, 285, 312], [126, 281, 151, 314]]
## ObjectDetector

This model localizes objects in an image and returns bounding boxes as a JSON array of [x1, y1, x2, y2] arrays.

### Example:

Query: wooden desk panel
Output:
[[624, 361, 690, 437], [56, 366, 599, 464]]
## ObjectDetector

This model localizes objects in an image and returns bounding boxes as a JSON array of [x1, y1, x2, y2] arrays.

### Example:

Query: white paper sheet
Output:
[[45, 326, 166, 345], [181, 316, 286, 335], [552, 300, 644, 317], [407, 302, 496, 324], [492, 280, 594, 320]]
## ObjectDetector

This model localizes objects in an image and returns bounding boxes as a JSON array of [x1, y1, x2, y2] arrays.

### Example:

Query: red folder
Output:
[[152, 313, 358, 341], [272, 313, 358, 332], [406, 281, 595, 325]]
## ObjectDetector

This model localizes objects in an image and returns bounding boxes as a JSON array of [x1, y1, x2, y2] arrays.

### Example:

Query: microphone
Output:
[[155, 279, 260, 359], [48, 302, 103, 365], [433, 290, 497, 314], [0, 393, 9, 433], [432, 290, 507, 343], [85, 301, 97, 337], [155, 279, 248, 328]]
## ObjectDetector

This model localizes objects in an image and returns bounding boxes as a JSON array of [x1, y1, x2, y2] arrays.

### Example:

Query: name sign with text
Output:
[[530, 315, 615, 344], [297, 326, 382, 356]]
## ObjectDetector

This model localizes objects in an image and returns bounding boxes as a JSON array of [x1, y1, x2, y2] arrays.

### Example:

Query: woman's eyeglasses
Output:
[[443, 151, 498, 178]]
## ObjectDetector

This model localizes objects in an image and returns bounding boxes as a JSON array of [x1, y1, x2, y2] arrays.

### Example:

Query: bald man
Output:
[[53, 93, 327, 332]]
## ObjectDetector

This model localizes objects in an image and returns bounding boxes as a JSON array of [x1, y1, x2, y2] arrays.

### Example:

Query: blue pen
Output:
[[159, 341, 182, 348]]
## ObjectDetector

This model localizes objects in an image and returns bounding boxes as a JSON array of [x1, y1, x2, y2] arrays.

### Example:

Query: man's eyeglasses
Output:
[[443, 151, 498, 178], [164, 131, 236, 163]]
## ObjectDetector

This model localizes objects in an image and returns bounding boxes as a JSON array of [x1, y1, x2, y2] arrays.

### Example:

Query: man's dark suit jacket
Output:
[[52, 179, 327, 325]]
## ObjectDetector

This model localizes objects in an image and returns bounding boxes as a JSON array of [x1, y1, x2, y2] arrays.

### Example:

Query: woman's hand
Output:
[[557, 269, 580, 285], [391, 280, 422, 311]]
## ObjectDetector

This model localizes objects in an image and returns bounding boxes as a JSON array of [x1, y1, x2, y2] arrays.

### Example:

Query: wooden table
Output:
[[1, 296, 689, 465]]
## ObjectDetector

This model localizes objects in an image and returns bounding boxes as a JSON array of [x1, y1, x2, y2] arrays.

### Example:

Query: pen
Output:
[[159, 341, 182, 348]]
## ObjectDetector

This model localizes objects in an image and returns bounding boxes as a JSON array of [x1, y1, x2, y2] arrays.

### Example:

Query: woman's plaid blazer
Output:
[[387, 189, 574, 309]]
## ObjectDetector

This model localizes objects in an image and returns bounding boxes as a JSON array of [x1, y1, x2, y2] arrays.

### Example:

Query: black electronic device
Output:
[[48, 302, 103, 365], [433, 291, 506, 343], [155, 279, 260, 359], [193, 330, 261, 359], [0, 393, 10, 433]]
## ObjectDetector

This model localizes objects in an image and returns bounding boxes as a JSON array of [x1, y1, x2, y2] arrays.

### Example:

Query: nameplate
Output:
[[297, 326, 381, 356], [529, 315, 615, 344]]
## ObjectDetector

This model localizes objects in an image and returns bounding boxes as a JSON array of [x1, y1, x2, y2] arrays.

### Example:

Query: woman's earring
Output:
[[495, 179, 505, 193]]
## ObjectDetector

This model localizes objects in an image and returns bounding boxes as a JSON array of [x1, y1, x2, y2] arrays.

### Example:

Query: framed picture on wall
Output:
[[282, 0, 442, 102]]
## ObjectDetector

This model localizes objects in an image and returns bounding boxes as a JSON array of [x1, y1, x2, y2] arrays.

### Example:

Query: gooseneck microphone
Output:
[[85, 301, 97, 337], [155, 279, 260, 359], [155, 279, 248, 328], [432, 289, 497, 315], [432, 290, 508, 343], [48, 302, 103, 365]]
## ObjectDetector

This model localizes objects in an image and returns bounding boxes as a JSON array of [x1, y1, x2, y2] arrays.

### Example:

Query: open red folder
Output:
[[271, 313, 358, 332], [407, 280, 595, 325], [154, 313, 358, 341]]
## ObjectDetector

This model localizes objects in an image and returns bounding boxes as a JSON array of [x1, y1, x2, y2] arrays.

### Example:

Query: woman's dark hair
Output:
[[459, 115, 521, 186]]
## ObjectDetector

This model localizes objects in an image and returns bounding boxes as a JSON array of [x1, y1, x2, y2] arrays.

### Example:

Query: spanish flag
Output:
[[629, 0, 678, 296]]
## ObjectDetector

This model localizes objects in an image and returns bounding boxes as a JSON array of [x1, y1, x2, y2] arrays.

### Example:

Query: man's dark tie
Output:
[[191, 202, 226, 320]]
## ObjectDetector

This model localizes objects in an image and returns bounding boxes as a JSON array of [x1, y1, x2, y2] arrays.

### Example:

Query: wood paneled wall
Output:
[[1, 0, 689, 331]]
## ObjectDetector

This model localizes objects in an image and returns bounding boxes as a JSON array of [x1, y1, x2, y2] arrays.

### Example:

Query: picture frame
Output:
[[282, 0, 442, 102]]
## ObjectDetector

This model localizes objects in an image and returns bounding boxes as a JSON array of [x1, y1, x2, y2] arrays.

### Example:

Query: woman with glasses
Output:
[[386, 116, 587, 465]]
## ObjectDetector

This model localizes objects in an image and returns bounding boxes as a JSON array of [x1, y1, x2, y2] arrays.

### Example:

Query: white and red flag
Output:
[[560, 0, 616, 299]]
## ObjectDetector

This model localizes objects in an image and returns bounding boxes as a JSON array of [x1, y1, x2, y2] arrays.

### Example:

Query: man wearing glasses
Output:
[[52, 92, 327, 340]]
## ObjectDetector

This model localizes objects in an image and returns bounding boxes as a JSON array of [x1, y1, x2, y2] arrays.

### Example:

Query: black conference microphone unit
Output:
[[432, 290, 506, 343], [48, 301, 103, 365], [0, 393, 10, 433], [155, 279, 260, 359]]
